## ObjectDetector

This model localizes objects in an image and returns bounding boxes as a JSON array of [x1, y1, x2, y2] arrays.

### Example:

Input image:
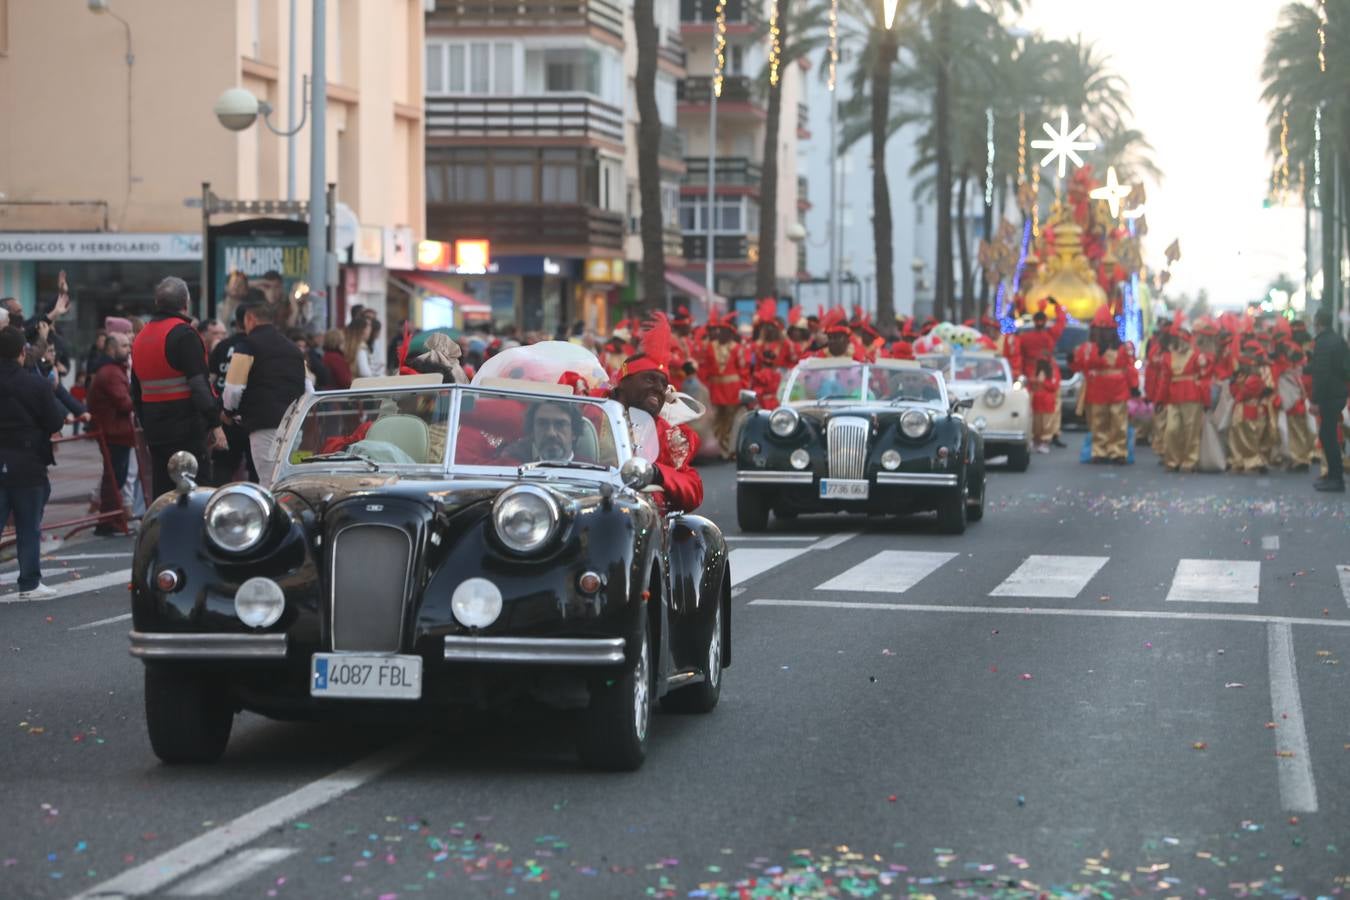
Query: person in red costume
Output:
[[1228, 342, 1275, 473], [669, 306, 701, 390], [1018, 299, 1065, 378], [1029, 358, 1061, 453], [1080, 306, 1137, 464], [814, 308, 863, 360], [1144, 319, 1171, 459], [980, 316, 1022, 375], [612, 314, 703, 512], [786, 308, 813, 361], [1156, 321, 1211, 472], [700, 312, 749, 460]]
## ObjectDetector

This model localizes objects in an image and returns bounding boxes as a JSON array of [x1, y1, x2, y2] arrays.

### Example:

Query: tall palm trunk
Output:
[[978, 171, 994, 317], [871, 27, 899, 331], [956, 170, 973, 322], [635, 0, 666, 315], [755, 0, 790, 300], [932, 0, 955, 322]]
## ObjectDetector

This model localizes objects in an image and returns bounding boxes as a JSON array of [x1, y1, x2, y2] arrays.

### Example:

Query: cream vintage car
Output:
[[918, 352, 1031, 471]]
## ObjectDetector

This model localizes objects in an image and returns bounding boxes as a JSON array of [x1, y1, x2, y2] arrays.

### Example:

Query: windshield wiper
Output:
[[296, 453, 380, 472], [518, 459, 612, 475]]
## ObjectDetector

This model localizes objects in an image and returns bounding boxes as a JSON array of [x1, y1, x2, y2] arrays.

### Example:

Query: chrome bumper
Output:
[[876, 472, 959, 487], [981, 430, 1027, 442], [443, 635, 626, 665], [129, 631, 288, 660], [737, 470, 814, 484]]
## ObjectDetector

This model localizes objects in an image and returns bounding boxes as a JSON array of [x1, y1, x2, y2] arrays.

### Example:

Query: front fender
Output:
[[668, 514, 730, 669]]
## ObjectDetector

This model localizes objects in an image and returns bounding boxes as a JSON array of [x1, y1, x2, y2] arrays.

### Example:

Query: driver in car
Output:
[[498, 400, 586, 464]]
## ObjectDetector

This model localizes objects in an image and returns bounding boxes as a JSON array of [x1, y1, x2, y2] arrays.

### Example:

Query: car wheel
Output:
[[967, 468, 986, 521], [937, 482, 968, 535], [577, 609, 651, 771], [774, 508, 798, 520], [662, 592, 724, 714], [144, 666, 233, 764], [737, 485, 769, 533], [1006, 443, 1031, 472]]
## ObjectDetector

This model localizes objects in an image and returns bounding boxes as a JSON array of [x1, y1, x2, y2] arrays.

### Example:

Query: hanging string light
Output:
[[768, 0, 782, 88], [985, 108, 995, 207], [713, 0, 727, 97], [1031, 164, 1041, 238], [1017, 111, 1027, 186], [827, 0, 839, 92], [1314, 105, 1323, 208], [1319, 0, 1327, 73]]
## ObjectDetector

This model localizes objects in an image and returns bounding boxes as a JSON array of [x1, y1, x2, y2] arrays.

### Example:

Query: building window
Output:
[[427, 148, 600, 207], [446, 45, 465, 92], [730, 44, 743, 75], [428, 40, 519, 95], [677, 197, 756, 234], [426, 44, 445, 93], [493, 42, 514, 94], [469, 43, 490, 93]]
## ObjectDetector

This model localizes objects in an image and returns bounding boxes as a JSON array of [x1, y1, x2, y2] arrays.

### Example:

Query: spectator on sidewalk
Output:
[[1310, 309, 1348, 492], [206, 303, 257, 486], [0, 327, 67, 598], [222, 301, 306, 486], [87, 332, 135, 536], [321, 329, 353, 389], [131, 277, 222, 498]]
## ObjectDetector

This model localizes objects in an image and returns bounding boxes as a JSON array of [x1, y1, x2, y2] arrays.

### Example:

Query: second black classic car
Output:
[[736, 358, 986, 533], [128, 380, 730, 771]]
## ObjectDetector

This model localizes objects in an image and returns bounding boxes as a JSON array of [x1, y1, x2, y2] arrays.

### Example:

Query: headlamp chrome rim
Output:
[[204, 483, 274, 554], [984, 386, 1005, 407], [768, 406, 800, 438], [491, 484, 561, 554], [899, 409, 933, 439]]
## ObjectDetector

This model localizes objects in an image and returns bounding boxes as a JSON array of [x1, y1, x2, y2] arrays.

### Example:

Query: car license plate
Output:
[[820, 478, 870, 500], [310, 653, 422, 700]]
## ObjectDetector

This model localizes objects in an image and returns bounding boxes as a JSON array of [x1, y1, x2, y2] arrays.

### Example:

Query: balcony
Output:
[[682, 234, 756, 262], [682, 157, 761, 190], [680, 0, 760, 25], [660, 126, 686, 163], [428, 203, 624, 252], [677, 76, 760, 108], [427, 0, 624, 39], [426, 95, 625, 145], [797, 101, 811, 138], [658, 27, 687, 68], [664, 226, 685, 261], [797, 174, 810, 210]]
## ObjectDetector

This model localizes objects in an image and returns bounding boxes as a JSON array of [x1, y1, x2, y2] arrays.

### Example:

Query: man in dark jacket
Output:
[[206, 301, 257, 486], [131, 277, 223, 498], [87, 332, 135, 535], [1310, 309, 1349, 492], [222, 301, 307, 486], [0, 327, 67, 598]]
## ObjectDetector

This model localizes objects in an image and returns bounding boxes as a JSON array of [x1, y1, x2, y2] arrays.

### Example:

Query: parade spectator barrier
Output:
[[0, 430, 130, 549]]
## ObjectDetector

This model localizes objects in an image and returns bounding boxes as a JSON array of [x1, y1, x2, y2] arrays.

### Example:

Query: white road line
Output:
[[1267, 622, 1318, 813], [167, 847, 298, 897], [1262, 535, 1281, 551], [1, 565, 90, 586], [989, 555, 1109, 599], [0, 568, 131, 604], [69, 613, 132, 631], [1165, 559, 1261, 604], [1338, 565, 1350, 610], [749, 598, 1350, 630], [729, 547, 809, 589], [807, 532, 859, 552], [725, 535, 820, 542], [815, 550, 956, 594], [69, 740, 424, 900]]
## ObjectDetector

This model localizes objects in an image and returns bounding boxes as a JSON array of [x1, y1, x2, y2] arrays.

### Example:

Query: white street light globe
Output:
[[214, 88, 261, 131], [786, 221, 807, 243]]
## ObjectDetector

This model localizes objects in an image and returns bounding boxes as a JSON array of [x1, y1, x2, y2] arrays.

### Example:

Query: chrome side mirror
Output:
[[953, 397, 975, 411], [620, 456, 654, 489], [168, 450, 198, 496], [738, 388, 758, 408]]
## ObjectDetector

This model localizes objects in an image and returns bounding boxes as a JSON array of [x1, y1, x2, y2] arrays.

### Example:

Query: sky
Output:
[[1018, 0, 1307, 308]]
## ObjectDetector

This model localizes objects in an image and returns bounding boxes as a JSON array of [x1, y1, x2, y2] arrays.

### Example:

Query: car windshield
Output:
[[953, 358, 1008, 382], [283, 387, 620, 471], [785, 364, 945, 405]]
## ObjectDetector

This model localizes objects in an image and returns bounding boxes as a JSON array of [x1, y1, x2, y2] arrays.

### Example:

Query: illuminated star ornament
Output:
[[1031, 111, 1096, 178], [1090, 166, 1133, 218]]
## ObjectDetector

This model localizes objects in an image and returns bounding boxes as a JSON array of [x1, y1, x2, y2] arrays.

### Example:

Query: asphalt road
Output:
[[3, 441, 1350, 899]]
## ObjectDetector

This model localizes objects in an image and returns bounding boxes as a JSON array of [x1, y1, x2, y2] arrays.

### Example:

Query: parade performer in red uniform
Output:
[[700, 312, 749, 459], [786, 308, 813, 361], [1228, 342, 1275, 474], [1030, 358, 1061, 452], [814, 308, 863, 360], [1081, 306, 1137, 463], [1157, 322, 1211, 473], [1018, 299, 1065, 378]]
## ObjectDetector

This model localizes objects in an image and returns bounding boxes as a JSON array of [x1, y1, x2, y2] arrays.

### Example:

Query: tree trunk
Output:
[[635, 0, 666, 315], [933, 0, 955, 322], [871, 28, 898, 334], [755, 0, 790, 300], [956, 170, 972, 322], [978, 170, 994, 318]]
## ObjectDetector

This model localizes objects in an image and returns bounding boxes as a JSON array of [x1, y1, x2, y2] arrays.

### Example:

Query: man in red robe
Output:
[[814, 308, 863, 360], [700, 312, 748, 460], [1017, 298, 1065, 378]]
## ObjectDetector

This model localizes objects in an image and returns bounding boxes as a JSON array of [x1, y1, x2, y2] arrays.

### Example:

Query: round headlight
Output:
[[984, 386, 1005, 407], [235, 577, 284, 628], [900, 409, 932, 439], [789, 448, 810, 469], [452, 577, 503, 628], [492, 485, 560, 553], [205, 484, 273, 553], [972, 416, 989, 431], [769, 407, 800, 437], [881, 449, 902, 470]]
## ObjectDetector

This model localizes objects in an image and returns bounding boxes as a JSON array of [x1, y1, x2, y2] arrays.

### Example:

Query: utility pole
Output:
[[308, 0, 330, 327], [287, 0, 298, 200]]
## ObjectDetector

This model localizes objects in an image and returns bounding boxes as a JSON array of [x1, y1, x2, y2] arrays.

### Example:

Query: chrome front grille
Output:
[[330, 524, 413, 652], [827, 417, 869, 480]]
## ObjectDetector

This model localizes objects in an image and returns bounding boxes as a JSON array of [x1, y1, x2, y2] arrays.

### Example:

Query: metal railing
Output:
[[428, 202, 624, 250], [428, 0, 624, 37], [426, 95, 625, 144], [682, 233, 754, 261], [683, 157, 762, 187], [680, 0, 759, 24], [677, 75, 758, 106]]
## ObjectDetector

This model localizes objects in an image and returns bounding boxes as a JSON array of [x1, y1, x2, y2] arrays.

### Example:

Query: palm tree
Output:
[[755, 0, 794, 302], [635, 0, 666, 314]]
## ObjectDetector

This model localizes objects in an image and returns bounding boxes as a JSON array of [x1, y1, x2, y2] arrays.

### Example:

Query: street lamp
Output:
[[213, 80, 310, 136], [87, 0, 135, 220]]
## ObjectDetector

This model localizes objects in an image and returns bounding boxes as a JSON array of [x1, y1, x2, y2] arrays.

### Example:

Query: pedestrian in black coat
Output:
[[1310, 309, 1349, 492]]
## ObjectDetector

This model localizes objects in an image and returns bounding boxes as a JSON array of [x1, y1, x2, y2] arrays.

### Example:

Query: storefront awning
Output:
[[392, 271, 491, 315], [664, 270, 726, 306]]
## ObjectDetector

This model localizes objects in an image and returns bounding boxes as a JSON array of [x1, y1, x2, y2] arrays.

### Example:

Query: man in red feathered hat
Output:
[[1018, 298, 1064, 379], [669, 306, 699, 390], [814, 308, 862, 360], [613, 313, 704, 512], [1228, 341, 1275, 474], [699, 311, 749, 460], [1156, 319, 1211, 472], [752, 298, 798, 372], [602, 320, 634, 383], [786, 307, 812, 360], [1278, 342, 1314, 470], [1080, 305, 1137, 463], [1144, 317, 1172, 459]]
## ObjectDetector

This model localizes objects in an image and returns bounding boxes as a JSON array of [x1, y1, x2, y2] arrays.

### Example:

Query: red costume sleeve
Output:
[[652, 420, 703, 512]]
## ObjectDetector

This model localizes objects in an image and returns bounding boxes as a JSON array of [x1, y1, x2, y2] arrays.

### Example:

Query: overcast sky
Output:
[[1018, 0, 1306, 308]]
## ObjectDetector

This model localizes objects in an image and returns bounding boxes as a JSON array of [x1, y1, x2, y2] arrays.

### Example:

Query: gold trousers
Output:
[[1287, 413, 1314, 467], [1228, 418, 1267, 472], [1032, 412, 1058, 444], [1164, 402, 1203, 471], [712, 404, 739, 459], [1087, 402, 1128, 459], [1151, 406, 1168, 455]]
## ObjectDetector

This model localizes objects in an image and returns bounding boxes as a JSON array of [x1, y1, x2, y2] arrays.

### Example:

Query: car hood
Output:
[[790, 403, 950, 424]]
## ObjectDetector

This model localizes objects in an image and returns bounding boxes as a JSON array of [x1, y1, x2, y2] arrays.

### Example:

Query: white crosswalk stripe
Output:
[[815, 550, 956, 594], [168, 847, 298, 896], [989, 555, 1110, 599], [1165, 559, 1261, 604], [1338, 565, 1350, 610], [730, 547, 809, 589]]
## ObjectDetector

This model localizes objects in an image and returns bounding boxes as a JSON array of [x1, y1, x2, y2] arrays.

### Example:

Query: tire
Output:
[[577, 609, 652, 771], [774, 508, 798, 520], [1006, 443, 1031, 472], [966, 468, 986, 521], [662, 593, 724, 714], [144, 666, 233, 764], [936, 482, 968, 535], [737, 484, 769, 533]]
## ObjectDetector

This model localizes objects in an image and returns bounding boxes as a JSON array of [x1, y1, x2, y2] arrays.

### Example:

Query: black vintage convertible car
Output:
[[129, 380, 730, 771], [736, 358, 985, 533]]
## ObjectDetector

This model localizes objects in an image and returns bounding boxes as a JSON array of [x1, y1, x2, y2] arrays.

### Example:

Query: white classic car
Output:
[[918, 352, 1031, 471]]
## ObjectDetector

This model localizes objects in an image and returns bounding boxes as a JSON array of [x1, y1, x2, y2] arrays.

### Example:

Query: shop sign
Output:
[[213, 234, 309, 304], [384, 226, 415, 270], [417, 240, 452, 272], [353, 225, 384, 265], [0, 232, 201, 261], [585, 257, 625, 284], [454, 239, 491, 275]]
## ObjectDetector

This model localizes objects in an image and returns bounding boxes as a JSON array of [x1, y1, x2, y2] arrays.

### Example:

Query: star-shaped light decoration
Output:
[[1089, 166, 1133, 218], [1031, 111, 1096, 179]]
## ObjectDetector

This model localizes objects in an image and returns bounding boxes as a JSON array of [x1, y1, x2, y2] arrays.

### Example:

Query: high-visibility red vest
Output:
[[132, 316, 201, 403]]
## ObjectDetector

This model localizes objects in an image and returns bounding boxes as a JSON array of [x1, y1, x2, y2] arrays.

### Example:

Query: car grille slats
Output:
[[827, 417, 869, 480], [331, 524, 412, 653]]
